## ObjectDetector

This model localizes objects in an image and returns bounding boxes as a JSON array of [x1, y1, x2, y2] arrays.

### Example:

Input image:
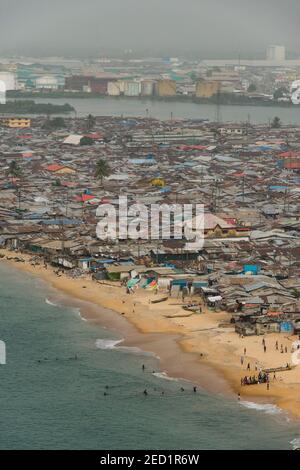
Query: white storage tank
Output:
[[141, 80, 154, 96], [124, 81, 141, 97], [107, 81, 121, 96]]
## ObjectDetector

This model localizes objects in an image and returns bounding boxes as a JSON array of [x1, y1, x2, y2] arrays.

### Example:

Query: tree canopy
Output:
[[94, 158, 111, 184]]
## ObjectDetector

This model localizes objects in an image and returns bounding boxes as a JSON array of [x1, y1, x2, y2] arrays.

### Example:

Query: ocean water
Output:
[[0, 263, 300, 450]]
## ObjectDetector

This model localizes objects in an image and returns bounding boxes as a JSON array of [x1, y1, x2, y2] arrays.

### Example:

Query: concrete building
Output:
[[0, 117, 31, 128], [266, 45, 286, 62], [0, 72, 17, 91], [196, 81, 220, 98], [65, 75, 111, 94], [155, 79, 176, 97]]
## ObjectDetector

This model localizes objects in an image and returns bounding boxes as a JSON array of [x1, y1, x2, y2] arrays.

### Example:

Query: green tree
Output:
[[94, 158, 111, 185], [6, 160, 22, 182], [248, 83, 257, 93], [271, 116, 281, 128], [292, 289, 300, 299], [43, 117, 66, 130], [273, 87, 288, 100], [80, 136, 94, 146]]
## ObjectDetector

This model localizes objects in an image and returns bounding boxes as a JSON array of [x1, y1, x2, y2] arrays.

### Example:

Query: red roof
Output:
[[75, 194, 96, 202], [279, 151, 300, 158], [284, 161, 300, 169], [46, 164, 64, 172], [84, 132, 104, 140]]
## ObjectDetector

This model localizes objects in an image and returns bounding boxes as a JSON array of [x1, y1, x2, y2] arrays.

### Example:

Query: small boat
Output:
[[151, 296, 168, 304], [183, 303, 201, 313]]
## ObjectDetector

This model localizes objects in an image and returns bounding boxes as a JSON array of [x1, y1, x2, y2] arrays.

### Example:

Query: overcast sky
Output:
[[0, 0, 299, 58]]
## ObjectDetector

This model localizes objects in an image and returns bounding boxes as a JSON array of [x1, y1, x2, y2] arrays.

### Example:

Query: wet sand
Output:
[[1, 249, 300, 420]]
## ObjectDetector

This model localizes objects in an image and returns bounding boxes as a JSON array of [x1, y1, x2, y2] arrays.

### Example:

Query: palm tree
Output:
[[94, 158, 111, 185], [6, 160, 22, 183]]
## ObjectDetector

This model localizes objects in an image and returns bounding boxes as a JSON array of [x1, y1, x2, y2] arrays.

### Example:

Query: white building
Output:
[[0, 72, 17, 91], [266, 45, 286, 62], [35, 75, 59, 90]]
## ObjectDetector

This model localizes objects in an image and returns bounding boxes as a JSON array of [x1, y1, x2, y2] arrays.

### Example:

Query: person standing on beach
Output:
[[243, 347, 246, 355]]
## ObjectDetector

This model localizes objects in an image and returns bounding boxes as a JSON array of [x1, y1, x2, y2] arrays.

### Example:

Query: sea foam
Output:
[[290, 438, 300, 450], [240, 401, 281, 415], [153, 371, 179, 382], [95, 338, 156, 357], [45, 298, 58, 307]]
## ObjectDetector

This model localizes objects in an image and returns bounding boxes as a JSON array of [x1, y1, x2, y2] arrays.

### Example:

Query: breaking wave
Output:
[[45, 298, 58, 307], [152, 371, 179, 382], [290, 438, 300, 450], [95, 338, 156, 357], [240, 401, 281, 415], [77, 309, 87, 322]]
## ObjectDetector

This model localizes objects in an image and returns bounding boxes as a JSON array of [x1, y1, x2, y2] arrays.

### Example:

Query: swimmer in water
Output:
[[143, 389, 148, 396]]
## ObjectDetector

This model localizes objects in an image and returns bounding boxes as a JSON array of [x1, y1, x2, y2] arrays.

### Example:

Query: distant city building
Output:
[[155, 79, 176, 97], [124, 81, 141, 97], [141, 80, 155, 96], [107, 81, 122, 96], [65, 75, 112, 94], [0, 117, 31, 128], [35, 75, 59, 90], [196, 81, 219, 98], [0, 72, 17, 91], [266, 45, 286, 62]]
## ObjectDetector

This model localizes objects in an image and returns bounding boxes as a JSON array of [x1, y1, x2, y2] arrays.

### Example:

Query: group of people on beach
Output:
[[241, 371, 270, 387]]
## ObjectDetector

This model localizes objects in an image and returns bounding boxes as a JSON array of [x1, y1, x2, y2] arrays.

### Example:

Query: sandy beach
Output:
[[1, 248, 300, 421]]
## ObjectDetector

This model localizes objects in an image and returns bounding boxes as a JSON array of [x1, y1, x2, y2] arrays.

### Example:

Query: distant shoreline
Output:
[[0, 99, 75, 114], [7, 91, 299, 108]]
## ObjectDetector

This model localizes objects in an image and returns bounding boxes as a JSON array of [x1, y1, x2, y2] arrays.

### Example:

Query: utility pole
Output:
[[215, 84, 222, 125]]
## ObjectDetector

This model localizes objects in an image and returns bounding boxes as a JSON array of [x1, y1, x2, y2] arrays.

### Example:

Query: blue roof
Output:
[[130, 159, 156, 164], [40, 218, 82, 225]]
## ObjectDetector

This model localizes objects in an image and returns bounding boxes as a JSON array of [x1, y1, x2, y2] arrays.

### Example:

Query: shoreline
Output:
[[1, 249, 300, 421], [7, 92, 299, 108]]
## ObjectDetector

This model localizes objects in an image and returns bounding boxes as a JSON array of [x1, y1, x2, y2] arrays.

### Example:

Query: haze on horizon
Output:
[[0, 0, 299, 59]]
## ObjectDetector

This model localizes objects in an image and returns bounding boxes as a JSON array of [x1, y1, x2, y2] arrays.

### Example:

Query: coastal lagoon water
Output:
[[15, 96, 300, 124], [1, 263, 300, 449]]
